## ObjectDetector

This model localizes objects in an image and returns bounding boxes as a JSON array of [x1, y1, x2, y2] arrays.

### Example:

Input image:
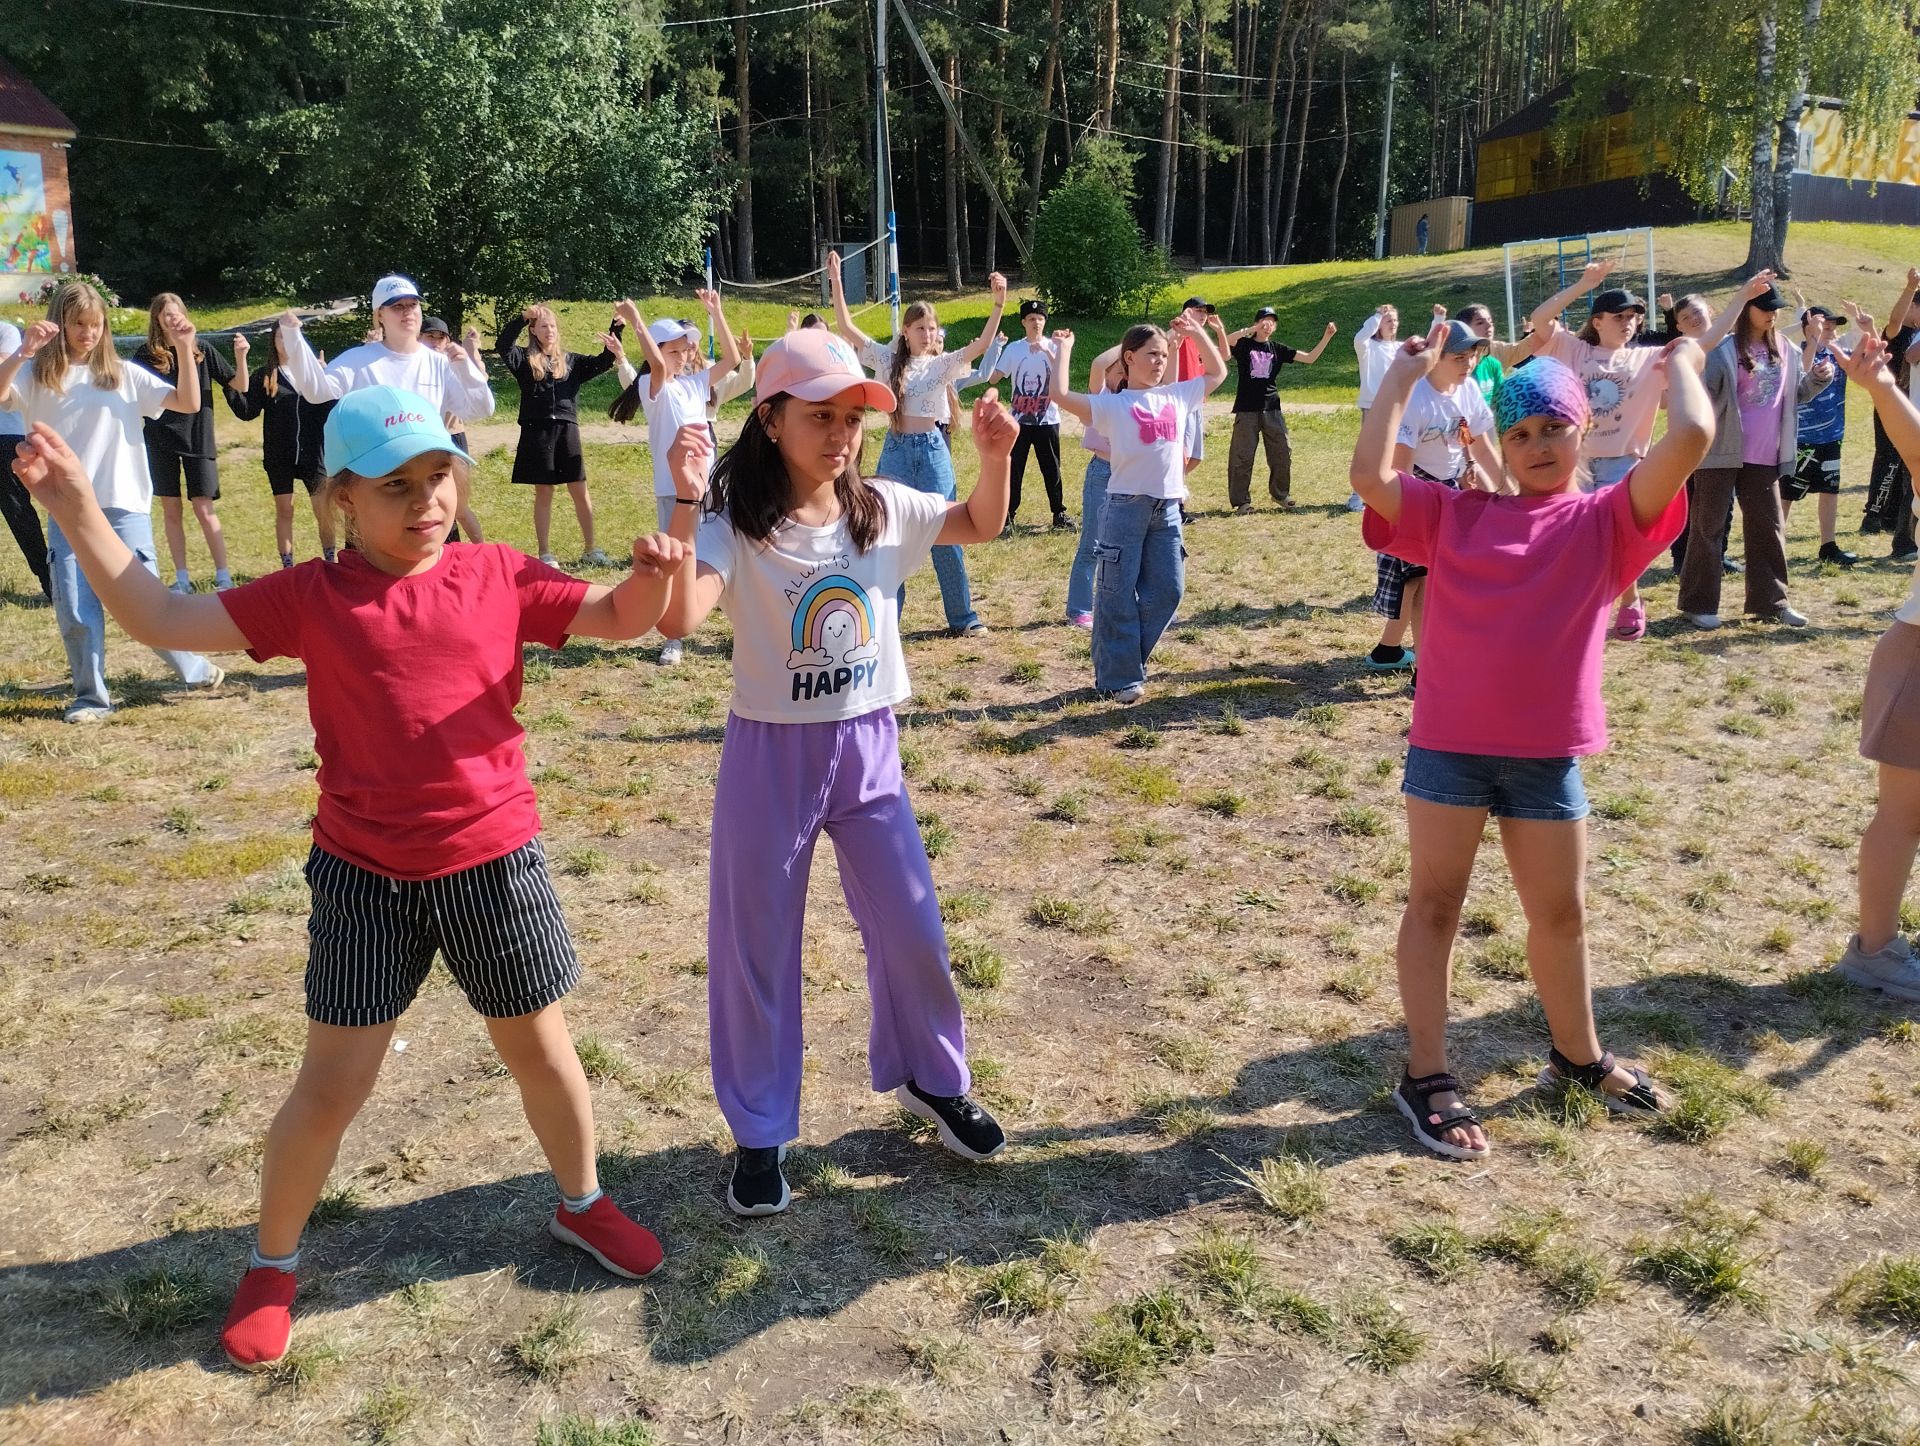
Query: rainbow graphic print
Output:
[[787, 574, 883, 671]]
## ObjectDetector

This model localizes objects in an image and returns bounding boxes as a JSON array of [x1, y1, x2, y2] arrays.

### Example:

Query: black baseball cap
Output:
[[421, 314, 451, 336], [1747, 285, 1788, 312], [1253, 306, 1278, 321], [1019, 298, 1047, 318], [1590, 288, 1646, 317], [1182, 295, 1215, 313], [1802, 304, 1850, 329]]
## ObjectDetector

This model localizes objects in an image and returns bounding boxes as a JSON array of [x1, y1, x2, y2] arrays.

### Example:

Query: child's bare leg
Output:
[[1859, 762, 1920, 952], [1398, 797, 1489, 1153], [533, 485, 555, 556], [1377, 619, 1409, 649], [485, 1001, 596, 1198], [160, 496, 190, 576], [568, 482, 596, 554], [457, 503, 485, 543], [1405, 576, 1427, 649], [274, 494, 295, 559], [256, 1020, 396, 1256], [1817, 492, 1839, 547], [309, 493, 337, 553], [192, 496, 231, 574]]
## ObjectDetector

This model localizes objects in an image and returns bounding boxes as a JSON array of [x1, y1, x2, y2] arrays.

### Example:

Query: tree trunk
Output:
[[1768, 0, 1823, 275], [1194, 2, 1209, 270], [732, 4, 755, 281], [1025, 0, 1065, 255], [1259, 0, 1288, 263], [1327, 48, 1349, 258], [1740, 0, 1781, 278], [1277, 20, 1318, 262], [1226, 0, 1249, 263], [1154, 3, 1185, 253], [944, 53, 962, 289], [986, 0, 1008, 274], [1098, 0, 1120, 130], [804, 31, 819, 254]]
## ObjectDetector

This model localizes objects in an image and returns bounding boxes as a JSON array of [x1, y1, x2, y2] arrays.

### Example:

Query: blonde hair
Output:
[[315, 452, 473, 549], [34, 282, 121, 395], [140, 292, 203, 375], [524, 304, 569, 383]]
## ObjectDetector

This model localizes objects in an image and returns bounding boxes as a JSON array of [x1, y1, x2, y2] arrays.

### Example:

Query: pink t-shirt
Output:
[[1735, 344, 1787, 466], [1363, 473, 1686, 758], [220, 544, 590, 879], [1541, 331, 1665, 461]]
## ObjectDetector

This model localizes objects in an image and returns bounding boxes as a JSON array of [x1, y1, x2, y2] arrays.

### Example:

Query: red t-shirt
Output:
[[1176, 335, 1202, 382], [220, 544, 590, 880]]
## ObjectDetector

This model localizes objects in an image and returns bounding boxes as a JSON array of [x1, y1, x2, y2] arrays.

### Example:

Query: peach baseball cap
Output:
[[754, 330, 895, 412]]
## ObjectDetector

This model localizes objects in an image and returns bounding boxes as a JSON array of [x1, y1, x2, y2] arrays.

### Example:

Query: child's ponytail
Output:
[[608, 370, 645, 425]]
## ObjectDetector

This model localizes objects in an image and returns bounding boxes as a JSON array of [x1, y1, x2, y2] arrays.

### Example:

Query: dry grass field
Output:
[[1, 225, 1918, 1445]]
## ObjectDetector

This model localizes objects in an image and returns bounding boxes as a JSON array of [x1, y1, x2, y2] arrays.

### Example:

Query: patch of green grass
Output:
[[1780, 1138, 1828, 1182], [1076, 1289, 1213, 1391], [1026, 895, 1114, 933], [1230, 1152, 1329, 1225], [1834, 1256, 1920, 1331], [1346, 1294, 1426, 1373], [1211, 704, 1247, 736], [513, 1303, 593, 1381], [916, 810, 955, 859], [1533, 1244, 1617, 1311], [535, 1417, 658, 1446], [852, 1194, 920, 1264], [1005, 659, 1044, 685], [1042, 791, 1092, 824], [707, 1245, 771, 1305], [1298, 703, 1340, 735], [1466, 1341, 1558, 1406], [1387, 1222, 1473, 1281], [1328, 874, 1381, 904], [1196, 788, 1247, 818], [974, 1259, 1067, 1319], [270, 1335, 347, 1392], [1472, 936, 1529, 980], [949, 936, 1007, 990], [1112, 760, 1181, 804], [1473, 1209, 1562, 1268], [1265, 1289, 1336, 1338], [1329, 805, 1386, 837], [1145, 1032, 1216, 1076], [1634, 1229, 1766, 1310], [308, 1181, 364, 1228], [1656, 1050, 1777, 1143], [1179, 1229, 1268, 1314], [559, 845, 611, 877], [938, 888, 990, 923], [356, 1382, 420, 1442], [1691, 1395, 1790, 1446], [98, 1266, 217, 1338], [574, 1035, 633, 1085], [1116, 722, 1161, 750]]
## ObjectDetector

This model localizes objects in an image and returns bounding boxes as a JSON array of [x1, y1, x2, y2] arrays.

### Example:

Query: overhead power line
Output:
[[660, 0, 854, 26], [115, 0, 344, 23]]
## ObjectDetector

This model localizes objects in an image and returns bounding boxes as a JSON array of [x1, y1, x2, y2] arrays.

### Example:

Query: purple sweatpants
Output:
[[709, 707, 971, 1148]]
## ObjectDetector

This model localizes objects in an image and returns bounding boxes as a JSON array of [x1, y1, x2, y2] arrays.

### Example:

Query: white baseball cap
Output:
[[647, 318, 699, 347], [371, 274, 422, 310]]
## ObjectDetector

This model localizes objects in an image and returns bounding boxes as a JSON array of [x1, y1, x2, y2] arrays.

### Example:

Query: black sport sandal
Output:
[[1535, 1047, 1668, 1121], [1394, 1071, 1489, 1161]]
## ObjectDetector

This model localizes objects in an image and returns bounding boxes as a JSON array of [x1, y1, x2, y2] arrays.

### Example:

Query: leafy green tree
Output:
[[239, 0, 725, 325], [1031, 140, 1175, 317]]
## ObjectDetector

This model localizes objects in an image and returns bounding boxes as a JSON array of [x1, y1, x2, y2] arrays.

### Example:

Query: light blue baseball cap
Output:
[[321, 385, 474, 478]]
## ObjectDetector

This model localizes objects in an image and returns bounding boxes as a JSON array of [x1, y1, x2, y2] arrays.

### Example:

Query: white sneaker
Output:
[[214, 573, 234, 592], [168, 580, 195, 596], [1683, 612, 1721, 630], [538, 552, 558, 566], [1773, 605, 1808, 628], [197, 664, 226, 691], [1345, 492, 1365, 513], [580, 548, 612, 568], [1102, 683, 1144, 705], [1836, 934, 1920, 1002], [659, 640, 684, 666], [63, 703, 113, 724]]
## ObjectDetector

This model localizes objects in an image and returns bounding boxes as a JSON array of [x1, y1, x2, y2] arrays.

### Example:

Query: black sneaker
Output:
[[895, 1082, 1005, 1160], [1818, 541, 1858, 567], [1895, 546, 1920, 564], [1052, 510, 1075, 531], [727, 1144, 790, 1217], [999, 518, 1015, 539], [1863, 516, 1886, 536]]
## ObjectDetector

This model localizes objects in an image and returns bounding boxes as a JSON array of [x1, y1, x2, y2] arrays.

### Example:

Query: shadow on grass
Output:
[[2, 969, 1897, 1401]]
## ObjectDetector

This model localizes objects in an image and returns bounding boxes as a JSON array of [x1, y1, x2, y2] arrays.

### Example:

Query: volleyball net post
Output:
[[1500, 227, 1657, 342]]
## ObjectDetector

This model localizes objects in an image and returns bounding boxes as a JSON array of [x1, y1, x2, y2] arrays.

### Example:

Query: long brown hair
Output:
[[34, 281, 121, 395], [1734, 303, 1781, 371], [523, 304, 569, 382], [887, 301, 938, 425], [1114, 323, 1166, 393], [140, 292, 204, 373], [709, 394, 885, 553]]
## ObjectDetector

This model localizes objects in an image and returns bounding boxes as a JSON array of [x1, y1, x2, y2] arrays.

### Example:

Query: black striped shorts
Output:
[[304, 838, 580, 1027]]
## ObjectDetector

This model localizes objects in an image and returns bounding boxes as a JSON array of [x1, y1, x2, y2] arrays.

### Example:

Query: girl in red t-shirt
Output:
[[12, 389, 694, 1371]]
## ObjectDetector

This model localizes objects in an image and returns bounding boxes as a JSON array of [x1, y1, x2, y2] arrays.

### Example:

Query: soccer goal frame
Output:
[[1501, 227, 1658, 342]]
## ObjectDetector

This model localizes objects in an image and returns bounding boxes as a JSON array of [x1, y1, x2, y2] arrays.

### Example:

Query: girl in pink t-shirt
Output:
[[1351, 326, 1714, 1162], [12, 390, 694, 1370]]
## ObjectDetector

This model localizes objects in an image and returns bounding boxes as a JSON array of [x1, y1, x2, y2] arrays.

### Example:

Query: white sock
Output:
[[215, 569, 233, 586], [560, 1186, 604, 1215], [174, 568, 190, 586], [249, 1244, 299, 1273]]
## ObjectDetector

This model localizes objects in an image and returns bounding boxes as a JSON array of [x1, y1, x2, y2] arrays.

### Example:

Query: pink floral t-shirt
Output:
[[1363, 473, 1686, 758]]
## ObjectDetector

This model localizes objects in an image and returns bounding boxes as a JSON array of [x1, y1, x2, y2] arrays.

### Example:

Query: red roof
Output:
[[0, 56, 75, 137]]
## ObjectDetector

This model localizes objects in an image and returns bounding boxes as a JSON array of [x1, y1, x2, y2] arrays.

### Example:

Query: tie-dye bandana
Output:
[[1494, 357, 1589, 436]]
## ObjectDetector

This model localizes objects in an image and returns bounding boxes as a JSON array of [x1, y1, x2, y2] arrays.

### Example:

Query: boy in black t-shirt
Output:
[[1224, 308, 1335, 512]]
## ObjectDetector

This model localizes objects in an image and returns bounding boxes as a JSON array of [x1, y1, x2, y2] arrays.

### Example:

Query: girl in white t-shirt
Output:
[[0, 280, 222, 722], [654, 328, 1018, 1218], [827, 250, 1008, 637], [611, 291, 741, 665], [1050, 318, 1227, 704]]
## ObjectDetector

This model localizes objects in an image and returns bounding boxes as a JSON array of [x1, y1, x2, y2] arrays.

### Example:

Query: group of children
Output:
[[9, 257, 1920, 1376]]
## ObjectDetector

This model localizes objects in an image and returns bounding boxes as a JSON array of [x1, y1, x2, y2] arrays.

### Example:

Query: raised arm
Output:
[[1885, 270, 1920, 345], [1626, 338, 1711, 528], [1837, 326, 1920, 473], [158, 319, 203, 416], [0, 320, 56, 410], [564, 531, 692, 640], [227, 331, 251, 397], [1296, 321, 1338, 364], [276, 313, 347, 403], [1048, 330, 1093, 424], [615, 298, 675, 400], [958, 273, 1008, 364], [1179, 316, 1229, 395], [12, 423, 248, 651], [655, 425, 725, 639], [496, 310, 530, 368], [1354, 309, 1383, 352], [937, 390, 1015, 544], [1698, 271, 1777, 353], [826, 250, 877, 352], [1528, 259, 1615, 339], [1349, 323, 1447, 524], [700, 288, 742, 387], [1087, 343, 1121, 396]]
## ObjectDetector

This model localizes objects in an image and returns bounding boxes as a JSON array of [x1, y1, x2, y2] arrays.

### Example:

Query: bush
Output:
[[1031, 142, 1175, 318]]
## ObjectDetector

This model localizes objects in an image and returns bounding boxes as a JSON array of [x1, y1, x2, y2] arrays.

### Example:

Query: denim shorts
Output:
[[1402, 746, 1589, 821], [1585, 454, 1636, 490]]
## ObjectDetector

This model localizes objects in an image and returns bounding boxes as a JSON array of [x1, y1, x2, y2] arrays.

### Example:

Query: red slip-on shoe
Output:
[[220, 1266, 296, 1368], [547, 1196, 665, 1280]]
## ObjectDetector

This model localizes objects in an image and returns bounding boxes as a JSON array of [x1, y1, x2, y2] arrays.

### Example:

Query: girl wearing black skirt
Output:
[[225, 327, 338, 566], [497, 304, 619, 566], [133, 292, 234, 592]]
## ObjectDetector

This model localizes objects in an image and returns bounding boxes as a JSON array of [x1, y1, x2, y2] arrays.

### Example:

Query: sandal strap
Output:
[[1547, 1047, 1617, 1090], [1402, 1071, 1461, 1100]]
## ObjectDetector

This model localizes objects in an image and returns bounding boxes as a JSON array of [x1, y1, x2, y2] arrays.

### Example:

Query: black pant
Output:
[[0, 435, 50, 598], [1009, 424, 1064, 519], [1866, 412, 1917, 552]]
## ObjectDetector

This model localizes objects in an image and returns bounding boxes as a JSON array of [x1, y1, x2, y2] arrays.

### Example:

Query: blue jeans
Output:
[[47, 510, 216, 713], [1091, 493, 1184, 692], [878, 429, 979, 632], [1065, 456, 1110, 618]]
